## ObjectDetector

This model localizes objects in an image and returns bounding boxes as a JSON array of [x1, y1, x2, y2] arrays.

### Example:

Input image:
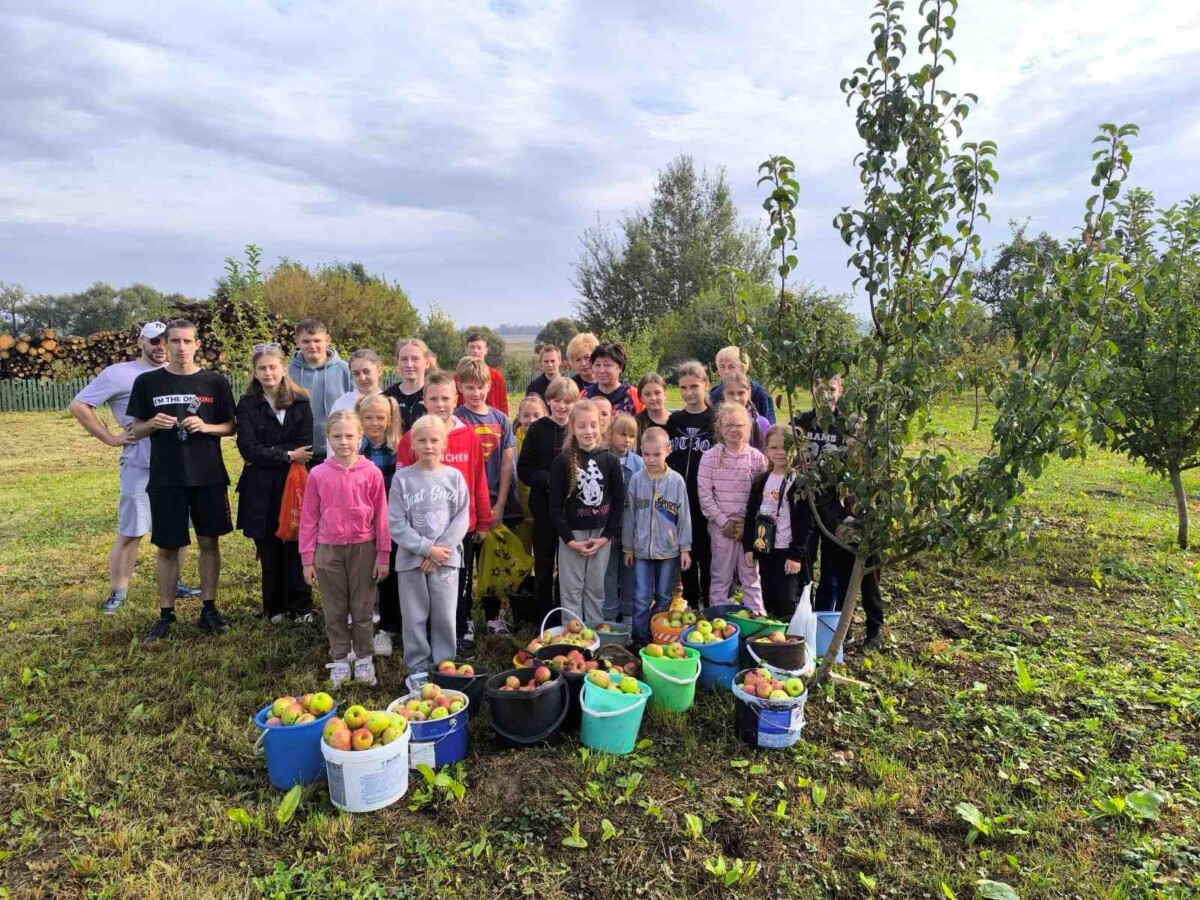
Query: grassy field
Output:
[[1, 397, 1197, 899]]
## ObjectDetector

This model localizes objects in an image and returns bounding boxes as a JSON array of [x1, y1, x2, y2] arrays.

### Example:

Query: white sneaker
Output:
[[353, 656, 377, 686], [269, 613, 286, 625], [327, 658, 352, 688], [487, 618, 511, 635], [372, 630, 393, 657], [405, 671, 428, 694]]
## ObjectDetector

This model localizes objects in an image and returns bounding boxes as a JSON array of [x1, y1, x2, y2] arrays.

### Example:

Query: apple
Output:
[[296, 712, 316, 724], [770, 690, 789, 701], [281, 702, 306, 726], [309, 692, 335, 715], [449, 699, 464, 714], [326, 728, 352, 751], [588, 670, 610, 689], [435, 695, 452, 710], [405, 700, 421, 712], [438, 660, 458, 675], [322, 717, 346, 741], [644, 643, 664, 658], [265, 716, 283, 727], [379, 725, 404, 745], [756, 682, 773, 699], [566, 619, 582, 634], [784, 678, 804, 697], [506, 675, 521, 689], [682, 611, 697, 625], [418, 700, 433, 716], [344, 705, 369, 729], [297, 694, 314, 712], [711, 618, 727, 631], [457, 664, 474, 677], [410, 711, 427, 721], [366, 711, 390, 736], [271, 696, 296, 718], [421, 683, 441, 701], [351, 727, 374, 751], [620, 678, 639, 694], [580, 628, 595, 641], [519, 684, 534, 692], [429, 707, 448, 720]]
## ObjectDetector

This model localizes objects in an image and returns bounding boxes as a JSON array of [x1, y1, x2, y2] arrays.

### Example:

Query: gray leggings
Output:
[[399, 565, 459, 675], [557, 529, 612, 622]]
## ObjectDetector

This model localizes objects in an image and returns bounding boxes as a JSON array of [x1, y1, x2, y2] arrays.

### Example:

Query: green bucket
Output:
[[724, 612, 787, 641], [579, 674, 652, 755], [639, 646, 701, 712]]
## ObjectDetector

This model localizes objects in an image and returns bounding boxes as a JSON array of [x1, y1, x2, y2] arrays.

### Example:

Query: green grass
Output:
[[1, 399, 1198, 899]]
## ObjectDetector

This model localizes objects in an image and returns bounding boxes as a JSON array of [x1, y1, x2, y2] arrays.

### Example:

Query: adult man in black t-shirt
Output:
[[128, 319, 236, 644]]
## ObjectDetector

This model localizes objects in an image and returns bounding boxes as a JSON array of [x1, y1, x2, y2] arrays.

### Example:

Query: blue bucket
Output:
[[815, 612, 845, 663], [682, 623, 742, 691], [388, 691, 469, 772], [254, 703, 337, 790]]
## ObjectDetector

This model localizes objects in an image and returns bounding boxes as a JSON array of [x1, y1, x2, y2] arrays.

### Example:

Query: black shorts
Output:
[[149, 486, 233, 548]]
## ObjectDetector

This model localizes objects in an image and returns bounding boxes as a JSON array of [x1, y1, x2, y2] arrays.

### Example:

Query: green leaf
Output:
[[275, 785, 302, 826], [729, 759, 750, 769], [227, 807, 252, 828], [684, 812, 704, 840], [600, 819, 619, 842], [811, 784, 827, 807], [562, 820, 588, 849], [1124, 789, 1163, 820], [859, 871, 877, 890], [941, 883, 959, 900], [955, 801, 987, 831], [976, 880, 1020, 900], [1014, 658, 1035, 695]]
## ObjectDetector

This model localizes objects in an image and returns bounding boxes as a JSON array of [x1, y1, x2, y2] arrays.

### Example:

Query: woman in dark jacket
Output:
[[236, 345, 314, 622]]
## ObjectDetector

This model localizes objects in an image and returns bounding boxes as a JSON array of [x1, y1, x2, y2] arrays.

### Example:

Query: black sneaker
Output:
[[143, 617, 173, 644], [175, 581, 202, 600], [197, 606, 230, 635], [863, 633, 882, 653], [455, 639, 476, 660], [101, 592, 125, 615]]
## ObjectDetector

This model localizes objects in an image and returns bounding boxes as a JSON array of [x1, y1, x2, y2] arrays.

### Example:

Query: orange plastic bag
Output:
[[275, 462, 309, 541]]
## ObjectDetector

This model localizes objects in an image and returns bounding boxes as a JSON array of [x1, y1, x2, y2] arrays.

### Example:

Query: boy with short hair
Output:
[[525, 344, 563, 400], [455, 357, 521, 635], [287, 318, 352, 466], [398, 369, 492, 655], [455, 332, 508, 414]]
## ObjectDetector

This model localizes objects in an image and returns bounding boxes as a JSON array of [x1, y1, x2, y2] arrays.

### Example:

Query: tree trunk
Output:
[[811, 553, 866, 689], [1169, 466, 1189, 550], [972, 384, 981, 430]]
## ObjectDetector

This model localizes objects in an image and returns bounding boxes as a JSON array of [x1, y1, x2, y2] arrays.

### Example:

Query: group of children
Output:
[[241, 320, 878, 691]]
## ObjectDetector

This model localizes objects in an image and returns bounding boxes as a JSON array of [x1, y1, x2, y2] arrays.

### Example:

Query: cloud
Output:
[[0, 0, 1197, 325]]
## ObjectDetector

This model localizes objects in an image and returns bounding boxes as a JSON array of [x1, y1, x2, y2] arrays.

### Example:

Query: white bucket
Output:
[[321, 727, 411, 813]]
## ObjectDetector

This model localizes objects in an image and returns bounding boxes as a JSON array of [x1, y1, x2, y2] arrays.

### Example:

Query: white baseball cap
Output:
[[140, 321, 167, 339]]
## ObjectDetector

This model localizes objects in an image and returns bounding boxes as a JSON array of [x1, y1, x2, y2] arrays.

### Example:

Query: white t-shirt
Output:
[[330, 389, 377, 414], [73, 360, 161, 468]]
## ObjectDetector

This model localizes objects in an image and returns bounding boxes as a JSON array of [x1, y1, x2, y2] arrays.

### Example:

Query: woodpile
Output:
[[0, 297, 296, 380]]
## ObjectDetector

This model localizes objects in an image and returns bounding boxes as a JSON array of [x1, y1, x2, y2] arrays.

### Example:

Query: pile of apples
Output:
[[436, 660, 477, 677], [643, 642, 688, 660], [731, 609, 785, 625], [655, 609, 698, 630], [737, 668, 806, 701], [685, 618, 737, 645], [586, 669, 645, 695], [323, 705, 408, 752], [264, 692, 335, 727], [397, 683, 467, 721], [544, 648, 597, 674], [540, 618, 596, 647], [498, 667, 556, 691], [752, 631, 803, 645]]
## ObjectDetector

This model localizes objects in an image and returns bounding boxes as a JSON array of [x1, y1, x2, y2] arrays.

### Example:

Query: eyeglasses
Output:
[[253, 343, 283, 353], [146, 337, 164, 346]]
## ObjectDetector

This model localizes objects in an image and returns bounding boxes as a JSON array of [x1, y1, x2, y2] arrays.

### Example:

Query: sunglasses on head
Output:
[[253, 343, 283, 353]]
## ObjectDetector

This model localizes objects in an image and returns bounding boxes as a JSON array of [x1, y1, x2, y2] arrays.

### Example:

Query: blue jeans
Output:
[[603, 539, 636, 622], [633, 557, 680, 643]]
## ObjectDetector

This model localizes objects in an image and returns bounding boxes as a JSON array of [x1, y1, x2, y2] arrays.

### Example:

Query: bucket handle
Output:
[[415, 715, 462, 746], [254, 727, 269, 756], [579, 690, 649, 719], [539, 605, 580, 634], [744, 643, 815, 679], [489, 679, 570, 745], [645, 661, 701, 687]]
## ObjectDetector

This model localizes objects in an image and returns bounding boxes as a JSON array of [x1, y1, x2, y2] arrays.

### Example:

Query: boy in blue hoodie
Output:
[[286, 319, 352, 467]]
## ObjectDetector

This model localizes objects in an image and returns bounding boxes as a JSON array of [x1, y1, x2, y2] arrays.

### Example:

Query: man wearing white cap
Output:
[[70, 321, 201, 613]]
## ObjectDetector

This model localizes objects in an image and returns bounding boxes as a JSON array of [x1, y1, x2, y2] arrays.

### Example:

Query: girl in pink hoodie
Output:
[[300, 409, 390, 687], [697, 403, 767, 613]]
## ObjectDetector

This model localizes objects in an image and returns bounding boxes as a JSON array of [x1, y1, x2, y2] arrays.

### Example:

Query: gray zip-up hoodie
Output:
[[622, 467, 693, 560], [388, 464, 471, 572], [288, 349, 352, 457]]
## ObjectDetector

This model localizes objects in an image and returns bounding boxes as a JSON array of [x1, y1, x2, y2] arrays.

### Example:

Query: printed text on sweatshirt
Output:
[[388, 465, 472, 571]]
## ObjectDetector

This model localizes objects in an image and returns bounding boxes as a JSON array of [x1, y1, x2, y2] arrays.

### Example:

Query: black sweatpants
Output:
[[531, 516, 560, 628], [679, 508, 711, 607], [814, 537, 883, 638], [456, 536, 476, 638], [378, 542, 402, 635], [254, 535, 312, 618], [758, 550, 802, 621]]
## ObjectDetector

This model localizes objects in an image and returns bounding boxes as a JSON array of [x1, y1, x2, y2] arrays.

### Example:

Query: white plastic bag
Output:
[[787, 582, 818, 670]]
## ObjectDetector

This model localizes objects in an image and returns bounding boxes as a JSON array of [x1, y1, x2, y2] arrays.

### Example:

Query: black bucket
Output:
[[739, 636, 806, 672], [430, 665, 492, 718], [486, 667, 570, 748], [534, 644, 593, 731]]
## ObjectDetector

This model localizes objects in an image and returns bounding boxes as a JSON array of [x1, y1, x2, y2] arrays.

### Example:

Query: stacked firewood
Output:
[[0, 298, 296, 379]]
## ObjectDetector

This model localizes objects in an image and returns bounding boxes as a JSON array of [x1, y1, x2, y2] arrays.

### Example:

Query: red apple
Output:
[[351, 727, 374, 751], [326, 728, 352, 751], [506, 675, 521, 689]]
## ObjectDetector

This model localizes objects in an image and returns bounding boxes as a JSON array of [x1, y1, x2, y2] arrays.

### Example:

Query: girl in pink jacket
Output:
[[697, 403, 768, 613], [300, 410, 390, 687]]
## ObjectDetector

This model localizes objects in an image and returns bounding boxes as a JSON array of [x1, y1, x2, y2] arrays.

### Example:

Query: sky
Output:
[[2, 0, 1199, 325]]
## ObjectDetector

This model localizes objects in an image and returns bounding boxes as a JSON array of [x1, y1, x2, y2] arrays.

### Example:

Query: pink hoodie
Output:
[[696, 443, 768, 528], [299, 456, 390, 567]]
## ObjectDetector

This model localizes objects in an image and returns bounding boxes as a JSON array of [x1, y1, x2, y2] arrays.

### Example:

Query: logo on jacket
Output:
[[577, 459, 604, 507], [671, 428, 712, 454]]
